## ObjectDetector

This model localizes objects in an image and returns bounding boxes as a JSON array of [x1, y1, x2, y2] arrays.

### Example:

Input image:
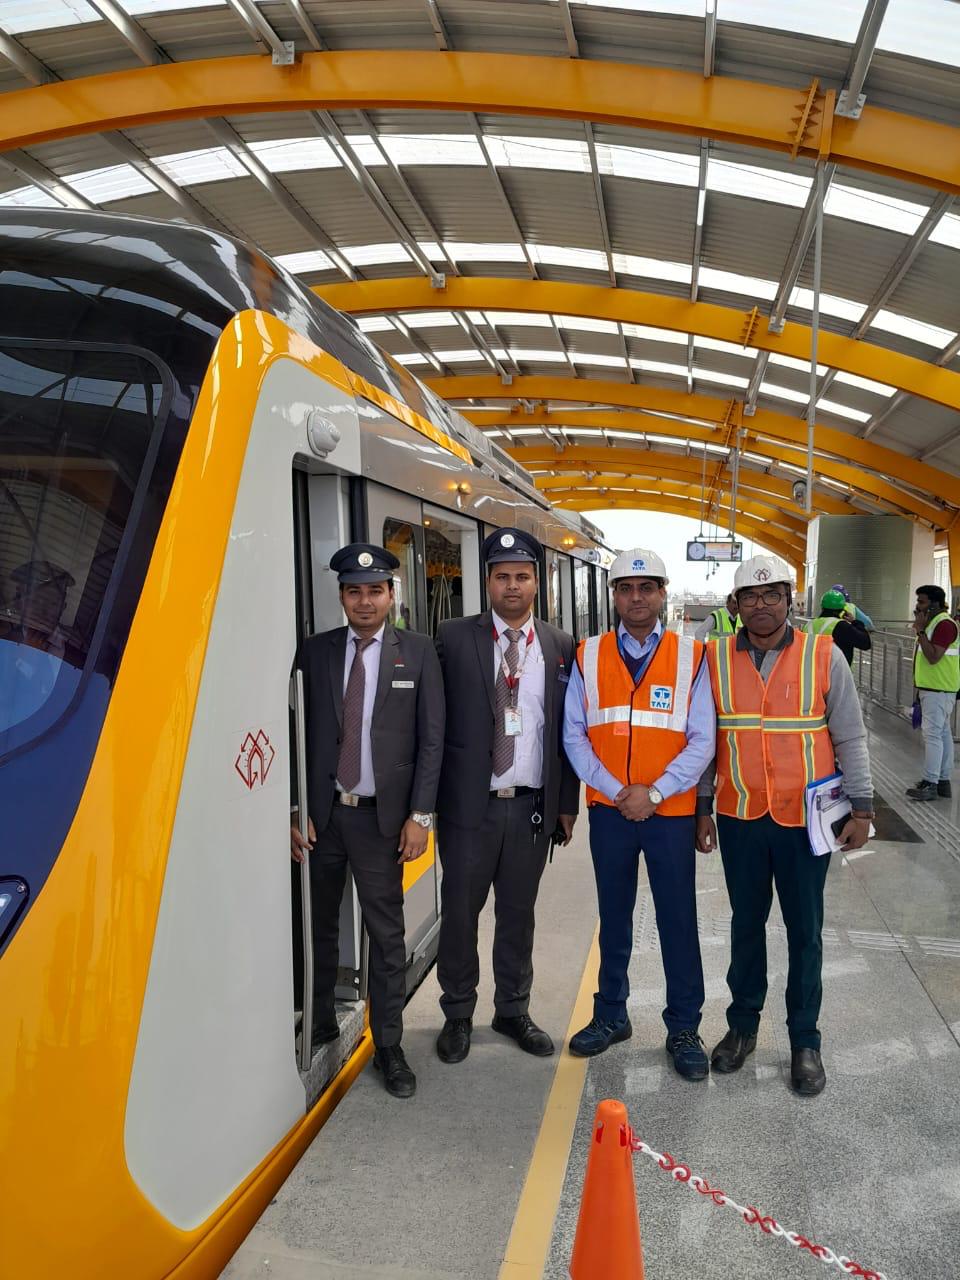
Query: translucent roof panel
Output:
[[342, 243, 411, 266], [717, 0, 865, 41], [434, 242, 527, 263], [393, 352, 429, 366], [768, 353, 828, 376], [121, 0, 226, 11], [397, 311, 459, 328], [567, 1, 704, 13], [817, 398, 871, 423], [930, 214, 960, 251], [485, 136, 590, 174], [694, 369, 751, 389], [480, 310, 552, 327], [869, 310, 956, 348], [378, 135, 486, 167], [0, 185, 60, 209], [506, 349, 569, 363], [760, 382, 808, 405], [789, 287, 865, 323], [574, 353, 629, 369], [630, 359, 688, 378], [156, 147, 247, 186], [833, 371, 897, 397], [431, 350, 485, 363], [356, 316, 394, 333], [824, 184, 927, 236], [707, 161, 811, 209], [597, 146, 699, 187], [530, 245, 608, 271], [622, 324, 687, 344], [613, 253, 691, 284], [247, 137, 340, 174], [695, 336, 759, 359], [556, 315, 620, 334], [700, 268, 778, 301], [66, 164, 156, 204], [0, 0, 99, 33], [876, 0, 960, 70], [274, 249, 335, 274]]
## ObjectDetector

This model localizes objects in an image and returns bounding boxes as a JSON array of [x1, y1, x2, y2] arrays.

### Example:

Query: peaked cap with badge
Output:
[[481, 527, 542, 566], [330, 542, 400, 584]]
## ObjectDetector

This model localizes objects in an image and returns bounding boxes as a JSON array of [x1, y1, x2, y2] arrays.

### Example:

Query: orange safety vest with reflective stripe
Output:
[[706, 631, 836, 828], [576, 628, 703, 817]]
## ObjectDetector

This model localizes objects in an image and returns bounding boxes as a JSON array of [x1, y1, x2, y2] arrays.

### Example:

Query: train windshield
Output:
[[0, 342, 170, 759]]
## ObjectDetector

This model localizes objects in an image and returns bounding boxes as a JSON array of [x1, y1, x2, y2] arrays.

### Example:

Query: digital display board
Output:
[[686, 540, 743, 563]]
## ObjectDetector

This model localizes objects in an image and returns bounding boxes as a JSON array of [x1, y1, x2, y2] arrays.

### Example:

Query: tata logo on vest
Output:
[[650, 684, 673, 711]]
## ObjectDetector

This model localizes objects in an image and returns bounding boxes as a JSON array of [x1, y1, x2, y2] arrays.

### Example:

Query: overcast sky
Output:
[[589, 509, 778, 596]]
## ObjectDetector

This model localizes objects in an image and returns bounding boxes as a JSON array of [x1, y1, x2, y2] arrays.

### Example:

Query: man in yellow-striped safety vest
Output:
[[694, 592, 740, 642], [906, 583, 959, 802], [696, 554, 873, 1098]]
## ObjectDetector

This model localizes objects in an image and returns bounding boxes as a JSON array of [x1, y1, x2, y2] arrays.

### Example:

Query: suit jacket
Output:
[[435, 611, 580, 833], [298, 624, 445, 839]]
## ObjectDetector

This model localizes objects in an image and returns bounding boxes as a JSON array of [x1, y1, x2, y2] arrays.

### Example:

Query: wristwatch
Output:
[[410, 811, 433, 829], [647, 785, 664, 807]]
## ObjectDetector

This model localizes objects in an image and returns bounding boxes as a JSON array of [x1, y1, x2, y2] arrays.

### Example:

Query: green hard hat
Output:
[[820, 590, 846, 610]]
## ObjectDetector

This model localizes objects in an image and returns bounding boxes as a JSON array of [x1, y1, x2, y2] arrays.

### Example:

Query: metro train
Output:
[[0, 211, 611, 1279]]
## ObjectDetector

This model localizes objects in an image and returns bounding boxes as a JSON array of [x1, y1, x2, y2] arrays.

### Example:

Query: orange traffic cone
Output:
[[569, 1099, 645, 1279]]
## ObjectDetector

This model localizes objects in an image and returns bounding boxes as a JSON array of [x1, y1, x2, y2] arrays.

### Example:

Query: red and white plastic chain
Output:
[[628, 1128, 887, 1280]]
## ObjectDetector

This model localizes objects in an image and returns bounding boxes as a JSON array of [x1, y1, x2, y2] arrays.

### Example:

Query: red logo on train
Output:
[[235, 729, 276, 789]]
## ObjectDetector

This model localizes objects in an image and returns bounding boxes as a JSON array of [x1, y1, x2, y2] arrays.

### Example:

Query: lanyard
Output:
[[494, 623, 535, 692]]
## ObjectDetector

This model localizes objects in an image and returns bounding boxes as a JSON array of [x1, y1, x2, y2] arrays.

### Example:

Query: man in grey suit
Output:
[[290, 543, 444, 1098], [434, 528, 580, 1065]]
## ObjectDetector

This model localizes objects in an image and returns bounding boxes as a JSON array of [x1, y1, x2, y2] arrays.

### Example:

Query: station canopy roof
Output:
[[2, 0, 960, 561]]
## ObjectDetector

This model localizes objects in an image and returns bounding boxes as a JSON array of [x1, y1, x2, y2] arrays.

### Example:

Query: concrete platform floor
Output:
[[224, 702, 960, 1280]]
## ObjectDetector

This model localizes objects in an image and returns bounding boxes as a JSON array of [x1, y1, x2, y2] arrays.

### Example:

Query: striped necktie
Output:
[[337, 635, 374, 792], [492, 627, 524, 777]]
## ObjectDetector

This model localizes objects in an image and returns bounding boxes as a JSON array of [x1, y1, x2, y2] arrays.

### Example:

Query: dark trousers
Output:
[[717, 814, 830, 1051], [437, 792, 550, 1019], [310, 804, 407, 1048], [588, 805, 704, 1033]]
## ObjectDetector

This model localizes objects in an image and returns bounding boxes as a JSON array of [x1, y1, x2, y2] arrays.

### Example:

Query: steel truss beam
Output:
[[1, 52, 957, 194], [429, 376, 960, 514], [314, 277, 960, 414]]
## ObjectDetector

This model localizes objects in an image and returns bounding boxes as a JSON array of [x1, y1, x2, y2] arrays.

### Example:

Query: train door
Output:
[[361, 482, 443, 993]]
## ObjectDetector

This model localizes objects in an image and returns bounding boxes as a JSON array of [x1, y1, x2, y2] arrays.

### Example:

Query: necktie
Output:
[[492, 627, 524, 777], [338, 635, 374, 792]]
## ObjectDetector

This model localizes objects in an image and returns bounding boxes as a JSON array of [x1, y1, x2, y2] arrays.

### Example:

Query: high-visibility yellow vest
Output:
[[707, 609, 740, 639], [915, 611, 960, 692], [810, 616, 840, 636]]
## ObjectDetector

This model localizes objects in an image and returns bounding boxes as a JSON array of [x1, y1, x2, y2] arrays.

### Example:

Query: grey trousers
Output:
[[437, 792, 550, 1020], [310, 804, 407, 1048]]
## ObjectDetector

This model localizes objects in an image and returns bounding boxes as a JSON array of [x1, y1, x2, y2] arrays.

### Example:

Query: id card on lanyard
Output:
[[496, 623, 534, 735]]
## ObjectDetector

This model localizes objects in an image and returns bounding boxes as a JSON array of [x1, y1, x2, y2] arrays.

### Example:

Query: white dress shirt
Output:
[[490, 610, 545, 790], [336, 623, 384, 797]]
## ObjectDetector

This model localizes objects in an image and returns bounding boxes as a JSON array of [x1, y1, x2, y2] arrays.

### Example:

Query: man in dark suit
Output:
[[290, 543, 444, 1098], [434, 528, 580, 1065]]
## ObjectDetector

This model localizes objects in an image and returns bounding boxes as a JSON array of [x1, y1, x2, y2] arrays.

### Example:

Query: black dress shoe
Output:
[[373, 1044, 416, 1098], [939, 780, 953, 798], [437, 1017, 472, 1064], [711, 1028, 757, 1074], [492, 1013, 555, 1057], [790, 1047, 826, 1097], [310, 1022, 340, 1052]]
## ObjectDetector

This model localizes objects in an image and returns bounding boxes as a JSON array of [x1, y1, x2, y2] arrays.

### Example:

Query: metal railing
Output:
[[852, 628, 960, 740]]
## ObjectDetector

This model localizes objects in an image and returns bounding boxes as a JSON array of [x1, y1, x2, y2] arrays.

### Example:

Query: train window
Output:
[[423, 511, 481, 635], [0, 343, 168, 759], [544, 548, 562, 626], [574, 561, 592, 639], [383, 517, 422, 631]]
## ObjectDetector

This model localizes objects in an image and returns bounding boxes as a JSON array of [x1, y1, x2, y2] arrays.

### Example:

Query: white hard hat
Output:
[[733, 554, 793, 592], [609, 547, 668, 583]]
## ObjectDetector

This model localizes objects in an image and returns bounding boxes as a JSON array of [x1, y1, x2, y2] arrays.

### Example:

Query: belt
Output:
[[338, 792, 377, 808], [491, 785, 539, 799]]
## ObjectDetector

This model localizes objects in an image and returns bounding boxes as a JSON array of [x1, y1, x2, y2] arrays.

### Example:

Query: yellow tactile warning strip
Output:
[[499, 925, 601, 1279]]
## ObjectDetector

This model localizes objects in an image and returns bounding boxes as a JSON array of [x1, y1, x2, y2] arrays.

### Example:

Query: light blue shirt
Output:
[[563, 621, 716, 803]]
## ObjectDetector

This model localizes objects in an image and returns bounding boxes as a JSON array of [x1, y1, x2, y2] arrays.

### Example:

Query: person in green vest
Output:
[[906, 584, 959, 802], [808, 590, 871, 666], [694, 592, 740, 642], [830, 584, 873, 631]]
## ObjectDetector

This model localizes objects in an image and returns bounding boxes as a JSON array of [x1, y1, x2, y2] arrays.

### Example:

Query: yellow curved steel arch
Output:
[[496, 421, 945, 526], [1, 52, 957, 195], [316, 278, 960, 414], [526, 454, 850, 518], [428, 375, 959, 517], [551, 492, 803, 568]]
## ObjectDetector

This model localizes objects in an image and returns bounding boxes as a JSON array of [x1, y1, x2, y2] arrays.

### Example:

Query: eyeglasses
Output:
[[738, 589, 787, 607]]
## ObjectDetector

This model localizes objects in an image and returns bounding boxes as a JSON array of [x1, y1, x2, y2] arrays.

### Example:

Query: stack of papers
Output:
[[806, 773, 851, 857]]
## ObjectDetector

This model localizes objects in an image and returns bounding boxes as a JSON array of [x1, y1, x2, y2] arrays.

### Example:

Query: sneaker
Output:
[[939, 780, 953, 798], [569, 1015, 632, 1057], [665, 1029, 709, 1081], [906, 780, 939, 801]]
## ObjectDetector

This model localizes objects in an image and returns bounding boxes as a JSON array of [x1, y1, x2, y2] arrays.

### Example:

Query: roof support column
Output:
[[805, 162, 826, 517]]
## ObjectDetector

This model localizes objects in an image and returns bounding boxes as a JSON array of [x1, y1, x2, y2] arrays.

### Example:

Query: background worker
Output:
[[290, 543, 445, 1099], [906, 584, 959, 802], [696, 555, 873, 1098], [830, 583, 873, 631], [808, 589, 871, 666], [433, 528, 579, 1065], [563, 548, 715, 1079], [695, 592, 739, 642]]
